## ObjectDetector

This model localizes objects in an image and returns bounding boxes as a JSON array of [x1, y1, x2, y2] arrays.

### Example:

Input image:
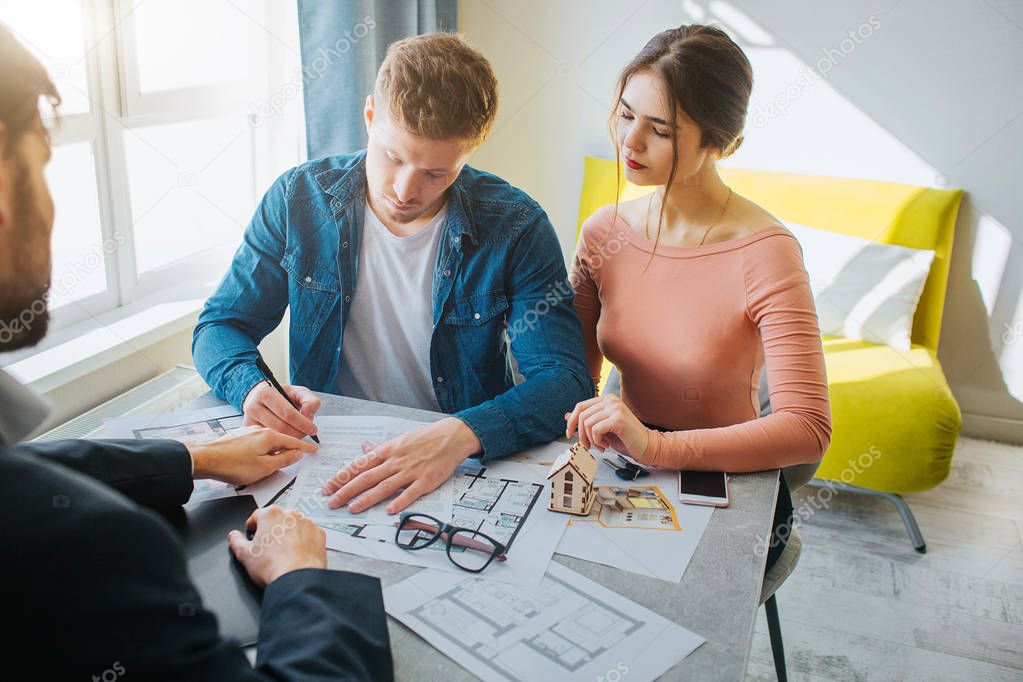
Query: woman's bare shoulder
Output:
[[721, 193, 786, 238]]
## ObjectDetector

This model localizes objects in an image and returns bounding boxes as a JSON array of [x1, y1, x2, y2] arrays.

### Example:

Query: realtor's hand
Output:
[[565, 394, 650, 461], [227, 506, 326, 588], [242, 381, 321, 440], [320, 417, 481, 514], [188, 425, 318, 486]]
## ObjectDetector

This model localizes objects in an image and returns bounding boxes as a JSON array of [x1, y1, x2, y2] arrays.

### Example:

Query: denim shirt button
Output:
[[344, 295, 351, 302], [443, 269, 451, 277], [304, 276, 311, 283], [436, 376, 444, 383], [474, 312, 481, 320], [342, 241, 348, 248]]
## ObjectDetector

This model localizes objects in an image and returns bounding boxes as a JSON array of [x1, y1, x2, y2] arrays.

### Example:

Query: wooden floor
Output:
[[745, 436, 1023, 681]]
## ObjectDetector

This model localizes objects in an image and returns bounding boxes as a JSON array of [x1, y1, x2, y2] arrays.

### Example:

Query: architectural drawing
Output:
[[453, 468, 543, 551], [385, 563, 704, 681], [408, 568, 641, 673], [287, 418, 542, 554], [130, 413, 245, 444], [570, 485, 681, 531]]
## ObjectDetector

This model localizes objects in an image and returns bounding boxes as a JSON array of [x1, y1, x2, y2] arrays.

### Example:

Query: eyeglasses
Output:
[[394, 513, 507, 573]]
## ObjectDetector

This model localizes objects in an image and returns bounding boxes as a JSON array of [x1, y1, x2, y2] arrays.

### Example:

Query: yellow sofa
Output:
[[577, 156, 964, 552]]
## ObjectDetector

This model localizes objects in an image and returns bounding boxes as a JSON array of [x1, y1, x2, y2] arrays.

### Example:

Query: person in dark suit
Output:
[[0, 25, 393, 680]]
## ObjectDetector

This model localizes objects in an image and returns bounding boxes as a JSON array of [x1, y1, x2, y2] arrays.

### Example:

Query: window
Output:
[[0, 0, 305, 358], [564, 470, 574, 482], [563, 495, 572, 508], [564, 481, 574, 495]]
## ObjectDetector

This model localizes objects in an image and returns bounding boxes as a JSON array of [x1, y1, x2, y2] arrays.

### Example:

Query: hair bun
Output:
[[722, 134, 744, 158]]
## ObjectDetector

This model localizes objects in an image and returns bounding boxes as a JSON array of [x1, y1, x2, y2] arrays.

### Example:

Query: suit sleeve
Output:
[[15, 438, 194, 509], [256, 569, 394, 681], [75, 506, 392, 681]]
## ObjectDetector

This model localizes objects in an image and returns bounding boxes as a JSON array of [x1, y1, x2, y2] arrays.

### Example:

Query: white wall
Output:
[[460, 0, 1023, 442]]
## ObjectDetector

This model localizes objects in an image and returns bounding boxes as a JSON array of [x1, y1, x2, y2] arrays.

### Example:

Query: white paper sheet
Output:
[[283, 416, 568, 586], [286, 416, 454, 534], [103, 405, 303, 507], [384, 562, 704, 682]]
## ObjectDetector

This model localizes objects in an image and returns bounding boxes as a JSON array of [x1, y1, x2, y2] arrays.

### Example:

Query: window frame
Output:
[[2, 0, 305, 369]]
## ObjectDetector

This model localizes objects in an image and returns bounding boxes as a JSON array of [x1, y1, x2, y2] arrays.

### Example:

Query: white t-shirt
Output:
[[336, 200, 447, 411]]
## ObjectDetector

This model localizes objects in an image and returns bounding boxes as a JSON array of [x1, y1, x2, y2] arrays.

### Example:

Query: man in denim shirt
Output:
[[193, 34, 593, 513]]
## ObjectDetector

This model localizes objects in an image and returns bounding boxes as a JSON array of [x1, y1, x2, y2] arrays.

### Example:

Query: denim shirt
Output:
[[192, 151, 594, 460]]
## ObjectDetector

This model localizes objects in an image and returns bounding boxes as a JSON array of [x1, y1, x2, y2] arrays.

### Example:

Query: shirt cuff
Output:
[[225, 362, 267, 412], [643, 428, 664, 468], [453, 401, 515, 462]]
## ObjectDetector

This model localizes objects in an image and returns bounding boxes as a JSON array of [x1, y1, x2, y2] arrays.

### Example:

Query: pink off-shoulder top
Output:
[[570, 205, 832, 472]]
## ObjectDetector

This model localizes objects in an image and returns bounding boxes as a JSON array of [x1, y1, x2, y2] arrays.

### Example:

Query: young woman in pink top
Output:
[[565, 25, 831, 567]]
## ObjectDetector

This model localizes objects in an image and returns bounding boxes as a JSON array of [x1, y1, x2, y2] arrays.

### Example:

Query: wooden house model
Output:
[[547, 442, 597, 515]]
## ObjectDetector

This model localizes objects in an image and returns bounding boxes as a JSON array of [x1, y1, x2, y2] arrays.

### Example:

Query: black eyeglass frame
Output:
[[394, 512, 508, 573]]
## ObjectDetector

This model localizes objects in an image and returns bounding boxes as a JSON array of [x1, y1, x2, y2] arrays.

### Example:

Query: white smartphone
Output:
[[677, 470, 730, 508]]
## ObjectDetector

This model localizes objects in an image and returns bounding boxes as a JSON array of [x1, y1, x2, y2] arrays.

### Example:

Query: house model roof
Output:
[[546, 442, 597, 481]]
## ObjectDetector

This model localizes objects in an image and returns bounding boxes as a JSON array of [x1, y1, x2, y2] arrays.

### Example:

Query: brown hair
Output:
[[609, 25, 752, 251], [375, 33, 498, 148], [0, 23, 60, 153]]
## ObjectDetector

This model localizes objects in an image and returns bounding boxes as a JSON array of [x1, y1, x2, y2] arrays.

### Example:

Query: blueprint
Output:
[[287, 416, 454, 536], [384, 562, 704, 681], [576, 485, 681, 530], [282, 416, 567, 586]]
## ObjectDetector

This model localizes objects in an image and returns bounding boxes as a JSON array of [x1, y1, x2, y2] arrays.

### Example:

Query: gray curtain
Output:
[[297, 0, 457, 159]]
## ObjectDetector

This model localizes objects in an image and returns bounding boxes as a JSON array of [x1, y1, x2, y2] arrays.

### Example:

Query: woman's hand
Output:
[[565, 394, 650, 461]]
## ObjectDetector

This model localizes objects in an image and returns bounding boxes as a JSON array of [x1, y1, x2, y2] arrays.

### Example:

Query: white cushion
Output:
[[784, 222, 935, 351]]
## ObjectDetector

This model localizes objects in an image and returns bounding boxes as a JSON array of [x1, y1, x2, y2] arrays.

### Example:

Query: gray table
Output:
[[189, 390, 779, 681]]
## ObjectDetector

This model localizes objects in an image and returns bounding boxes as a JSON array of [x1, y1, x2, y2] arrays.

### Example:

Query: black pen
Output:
[[254, 355, 320, 444]]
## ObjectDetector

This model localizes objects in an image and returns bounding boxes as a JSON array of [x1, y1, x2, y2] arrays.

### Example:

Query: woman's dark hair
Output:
[[608, 25, 753, 251]]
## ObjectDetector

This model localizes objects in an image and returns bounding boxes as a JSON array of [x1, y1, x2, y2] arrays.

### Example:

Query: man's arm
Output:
[[192, 170, 293, 411], [319, 208, 595, 513], [455, 208, 595, 460], [15, 438, 193, 509], [17, 428, 316, 510], [256, 570, 394, 680]]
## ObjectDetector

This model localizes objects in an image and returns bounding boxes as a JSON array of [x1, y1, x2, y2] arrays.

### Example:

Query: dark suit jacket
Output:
[[1, 438, 394, 681]]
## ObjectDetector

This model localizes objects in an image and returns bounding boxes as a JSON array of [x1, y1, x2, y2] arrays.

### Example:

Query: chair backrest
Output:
[[576, 156, 964, 352]]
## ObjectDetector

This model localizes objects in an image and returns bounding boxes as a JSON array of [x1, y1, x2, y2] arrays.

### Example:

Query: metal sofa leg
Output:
[[805, 480, 927, 553], [764, 594, 787, 682]]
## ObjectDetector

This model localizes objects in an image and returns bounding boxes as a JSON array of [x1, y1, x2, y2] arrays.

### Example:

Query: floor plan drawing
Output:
[[130, 413, 245, 444], [284, 417, 568, 586], [452, 469, 543, 551], [385, 562, 704, 681], [288, 417, 453, 538], [570, 485, 681, 531]]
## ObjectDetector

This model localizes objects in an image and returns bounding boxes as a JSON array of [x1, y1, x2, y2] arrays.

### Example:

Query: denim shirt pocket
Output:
[[280, 249, 340, 331], [442, 290, 510, 362]]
